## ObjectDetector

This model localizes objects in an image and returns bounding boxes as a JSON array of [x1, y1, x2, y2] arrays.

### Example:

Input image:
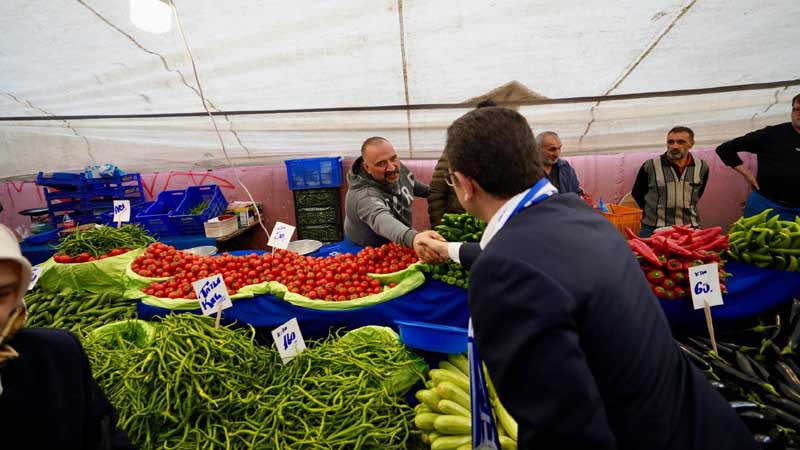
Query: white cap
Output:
[[0, 224, 32, 306]]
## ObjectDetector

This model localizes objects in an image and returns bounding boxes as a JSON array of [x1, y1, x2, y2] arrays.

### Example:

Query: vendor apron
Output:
[[744, 190, 800, 222]]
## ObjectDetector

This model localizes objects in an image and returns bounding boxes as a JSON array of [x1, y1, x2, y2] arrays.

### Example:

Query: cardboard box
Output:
[[225, 202, 257, 228]]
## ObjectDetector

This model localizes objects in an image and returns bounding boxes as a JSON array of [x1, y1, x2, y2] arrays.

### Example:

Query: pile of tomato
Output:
[[132, 242, 419, 301]]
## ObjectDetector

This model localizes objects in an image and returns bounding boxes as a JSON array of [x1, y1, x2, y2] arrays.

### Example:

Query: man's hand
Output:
[[413, 230, 448, 264], [734, 164, 760, 191]]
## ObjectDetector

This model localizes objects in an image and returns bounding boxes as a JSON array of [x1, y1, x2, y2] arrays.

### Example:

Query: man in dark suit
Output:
[[421, 107, 754, 449]]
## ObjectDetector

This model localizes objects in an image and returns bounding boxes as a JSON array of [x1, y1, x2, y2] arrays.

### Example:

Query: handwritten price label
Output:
[[192, 274, 233, 316], [28, 266, 43, 291], [689, 263, 723, 310], [113, 200, 131, 223], [271, 317, 306, 364], [268, 221, 295, 250]]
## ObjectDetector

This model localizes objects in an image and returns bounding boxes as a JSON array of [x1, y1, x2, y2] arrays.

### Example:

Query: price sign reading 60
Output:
[[693, 281, 712, 295]]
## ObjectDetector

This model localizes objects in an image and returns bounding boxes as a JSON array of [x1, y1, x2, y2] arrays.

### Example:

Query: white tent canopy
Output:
[[1, 0, 798, 180]]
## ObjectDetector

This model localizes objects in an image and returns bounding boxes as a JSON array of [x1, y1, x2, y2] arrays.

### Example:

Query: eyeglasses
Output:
[[445, 171, 455, 187]]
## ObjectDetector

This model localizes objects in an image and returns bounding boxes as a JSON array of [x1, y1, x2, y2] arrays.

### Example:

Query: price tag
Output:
[[192, 274, 233, 316], [271, 317, 306, 364], [113, 200, 131, 223], [689, 263, 724, 310], [28, 266, 43, 291], [268, 221, 295, 250]]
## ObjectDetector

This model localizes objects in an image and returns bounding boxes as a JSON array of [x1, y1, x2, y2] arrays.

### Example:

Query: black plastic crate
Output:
[[295, 206, 340, 226], [292, 188, 341, 209], [297, 223, 343, 243]]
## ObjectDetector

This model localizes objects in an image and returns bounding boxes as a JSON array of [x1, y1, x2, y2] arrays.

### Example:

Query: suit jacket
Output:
[[468, 194, 754, 450], [0, 328, 134, 449]]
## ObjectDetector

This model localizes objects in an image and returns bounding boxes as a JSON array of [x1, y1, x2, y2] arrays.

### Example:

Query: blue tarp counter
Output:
[[137, 241, 470, 339], [136, 241, 799, 337]]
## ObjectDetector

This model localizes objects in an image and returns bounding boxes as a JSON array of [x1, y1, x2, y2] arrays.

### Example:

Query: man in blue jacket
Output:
[[433, 106, 754, 450], [536, 131, 583, 195]]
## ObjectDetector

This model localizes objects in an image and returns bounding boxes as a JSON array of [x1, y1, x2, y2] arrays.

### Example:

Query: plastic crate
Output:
[[394, 320, 468, 354], [83, 174, 144, 197], [137, 190, 186, 236], [285, 157, 343, 190], [36, 171, 82, 190], [297, 223, 343, 243], [292, 188, 341, 208], [98, 201, 153, 225], [598, 204, 643, 238], [295, 206, 340, 226], [171, 185, 228, 235], [22, 229, 59, 245]]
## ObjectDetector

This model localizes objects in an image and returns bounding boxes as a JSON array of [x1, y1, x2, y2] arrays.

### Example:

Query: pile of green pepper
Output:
[[84, 315, 425, 449], [24, 289, 137, 332], [189, 200, 210, 215], [433, 213, 486, 243], [727, 209, 800, 271], [54, 224, 155, 258]]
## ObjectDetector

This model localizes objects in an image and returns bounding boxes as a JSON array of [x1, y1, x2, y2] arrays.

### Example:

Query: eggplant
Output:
[[789, 298, 800, 329], [730, 400, 760, 412], [687, 337, 714, 354], [746, 354, 773, 383], [783, 312, 800, 355], [739, 410, 774, 434], [711, 381, 744, 401], [697, 337, 735, 357], [779, 381, 800, 404], [766, 394, 800, 417], [736, 351, 763, 381], [710, 359, 779, 396], [765, 405, 800, 429], [678, 343, 711, 371], [776, 361, 800, 389], [786, 358, 800, 379]]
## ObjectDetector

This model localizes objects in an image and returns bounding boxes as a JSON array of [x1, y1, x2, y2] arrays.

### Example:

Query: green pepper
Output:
[[787, 256, 799, 272], [775, 255, 787, 271]]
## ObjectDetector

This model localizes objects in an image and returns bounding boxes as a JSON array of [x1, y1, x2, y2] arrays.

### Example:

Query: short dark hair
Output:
[[668, 126, 694, 140], [360, 136, 387, 156], [792, 93, 800, 107], [445, 107, 543, 199]]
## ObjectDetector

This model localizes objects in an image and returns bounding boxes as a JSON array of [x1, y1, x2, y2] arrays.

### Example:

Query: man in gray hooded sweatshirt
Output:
[[345, 136, 432, 249]]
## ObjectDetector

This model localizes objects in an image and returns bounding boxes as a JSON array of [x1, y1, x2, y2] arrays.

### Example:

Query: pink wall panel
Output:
[[0, 150, 755, 239]]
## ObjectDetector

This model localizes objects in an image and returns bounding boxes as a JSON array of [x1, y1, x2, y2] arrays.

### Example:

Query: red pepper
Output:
[[666, 258, 684, 271], [665, 238, 693, 257], [673, 234, 690, 246], [686, 227, 722, 249], [650, 235, 669, 253], [663, 278, 676, 289], [695, 235, 729, 252], [653, 228, 681, 239], [672, 225, 695, 235], [668, 271, 686, 283], [628, 239, 663, 267], [663, 290, 675, 301], [653, 285, 667, 298], [673, 287, 687, 299], [625, 227, 640, 241], [646, 269, 666, 284]]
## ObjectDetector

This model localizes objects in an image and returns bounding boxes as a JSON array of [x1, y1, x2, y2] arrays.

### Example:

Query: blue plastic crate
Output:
[[394, 320, 468, 354], [22, 229, 59, 245], [171, 185, 228, 235], [137, 190, 186, 236], [285, 157, 343, 190], [36, 171, 82, 190], [83, 173, 144, 197]]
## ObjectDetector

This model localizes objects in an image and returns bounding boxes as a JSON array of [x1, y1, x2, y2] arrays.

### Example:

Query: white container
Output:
[[203, 215, 238, 238]]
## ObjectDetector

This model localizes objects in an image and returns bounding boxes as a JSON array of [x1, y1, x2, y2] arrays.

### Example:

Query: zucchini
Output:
[[448, 354, 470, 377], [433, 414, 471, 435], [500, 435, 518, 450], [431, 434, 471, 450], [431, 368, 470, 392], [415, 389, 443, 413], [495, 398, 519, 441], [438, 399, 470, 418], [436, 381, 470, 410], [414, 412, 439, 431]]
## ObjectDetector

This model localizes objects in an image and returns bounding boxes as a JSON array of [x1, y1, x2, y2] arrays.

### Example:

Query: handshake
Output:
[[412, 230, 451, 264]]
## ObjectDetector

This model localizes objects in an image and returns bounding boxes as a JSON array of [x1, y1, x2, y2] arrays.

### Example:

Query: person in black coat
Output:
[[419, 107, 755, 449], [0, 224, 134, 449]]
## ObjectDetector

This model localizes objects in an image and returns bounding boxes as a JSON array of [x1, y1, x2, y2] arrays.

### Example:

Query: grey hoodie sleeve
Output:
[[355, 195, 418, 247]]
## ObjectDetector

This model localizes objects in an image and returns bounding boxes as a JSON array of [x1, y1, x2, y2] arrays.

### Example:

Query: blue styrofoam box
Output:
[[394, 320, 468, 354], [285, 156, 343, 190]]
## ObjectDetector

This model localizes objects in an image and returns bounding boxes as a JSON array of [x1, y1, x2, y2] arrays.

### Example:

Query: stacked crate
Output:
[[285, 157, 344, 243], [37, 172, 146, 228]]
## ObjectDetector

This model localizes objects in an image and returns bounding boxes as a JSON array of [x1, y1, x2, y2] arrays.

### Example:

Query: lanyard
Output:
[[499, 177, 557, 226]]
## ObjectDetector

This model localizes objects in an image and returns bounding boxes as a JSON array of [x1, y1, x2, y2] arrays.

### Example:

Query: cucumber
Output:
[[436, 381, 470, 410], [447, 354, 470, 377], [416, 389, 443, 412], [500, 435, 518, 450], [431, 433, 471, 449], [414, 412, 439, 431], [438, 398, 470, 417], [431, 368, 470, 392]]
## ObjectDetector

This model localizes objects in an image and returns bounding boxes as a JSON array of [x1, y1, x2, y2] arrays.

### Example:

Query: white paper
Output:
[[268, 221, 296, 250], [28, 266, 43, 291], [192, 274, 233, 316], [113, 200, 131, 223], [689, 263, 724, 310], [271, 317, 306, 364]]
